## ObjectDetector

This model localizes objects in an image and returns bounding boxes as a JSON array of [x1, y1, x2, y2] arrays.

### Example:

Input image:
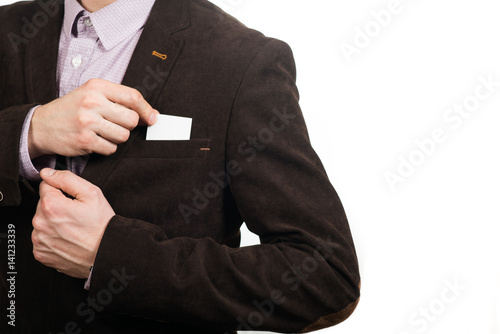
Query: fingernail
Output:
[[41, 168, 56, 177], [149, 112, 158, 124]]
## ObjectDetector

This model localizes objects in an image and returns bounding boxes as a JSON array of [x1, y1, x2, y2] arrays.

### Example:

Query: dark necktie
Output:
[[55, 155, 68, 170]]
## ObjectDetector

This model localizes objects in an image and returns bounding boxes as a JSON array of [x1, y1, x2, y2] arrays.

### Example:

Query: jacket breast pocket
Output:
[[103, 138, 213, 236]]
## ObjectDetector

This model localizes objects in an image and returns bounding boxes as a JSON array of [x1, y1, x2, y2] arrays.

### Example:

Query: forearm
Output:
[[91, 215, 359, 332]]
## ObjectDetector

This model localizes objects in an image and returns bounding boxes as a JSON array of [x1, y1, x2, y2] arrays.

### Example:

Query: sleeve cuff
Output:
[[19, 106, 56, 180], [84, 266, 94, 290]]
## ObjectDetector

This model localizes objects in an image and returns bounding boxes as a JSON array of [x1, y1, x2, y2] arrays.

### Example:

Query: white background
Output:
[[1, 0, 499, 333]]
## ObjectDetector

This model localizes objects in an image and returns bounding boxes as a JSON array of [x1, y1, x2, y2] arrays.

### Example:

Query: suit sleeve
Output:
[[0, 104, 39, 207], [90, 39, 360, 333]]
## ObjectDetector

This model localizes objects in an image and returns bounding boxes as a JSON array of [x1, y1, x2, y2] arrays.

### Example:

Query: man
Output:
[[0, 0, 361, 332]]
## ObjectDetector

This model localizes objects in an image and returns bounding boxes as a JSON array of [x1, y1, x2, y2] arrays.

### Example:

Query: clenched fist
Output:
[[32, 168, 115, 279]]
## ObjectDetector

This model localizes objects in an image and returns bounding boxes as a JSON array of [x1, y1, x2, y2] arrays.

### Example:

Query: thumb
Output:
[[40, 168, 94, 201]]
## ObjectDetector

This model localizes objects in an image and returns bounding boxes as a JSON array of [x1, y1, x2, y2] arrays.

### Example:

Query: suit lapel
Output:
[[25, 0, 64, 104], [81, 0, 190, 187]]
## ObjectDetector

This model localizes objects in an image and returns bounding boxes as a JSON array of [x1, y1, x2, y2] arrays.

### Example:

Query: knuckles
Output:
[[128, 89, 143, 106], [32, 215, 44, 232], [88, 186, 103, 199], [31, 232, 50, 265], [31, 229, 40, 245], [82, 78, 103, 92], [79, 95, 100, 112], [76, 110, 97, 128], [39, 195, 58, 219]]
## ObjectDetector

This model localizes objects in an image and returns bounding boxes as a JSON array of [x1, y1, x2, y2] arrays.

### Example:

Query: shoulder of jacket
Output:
[[185, 0, 293, 62]]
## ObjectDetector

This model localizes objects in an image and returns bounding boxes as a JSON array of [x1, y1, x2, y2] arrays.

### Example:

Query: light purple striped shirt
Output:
[[19, 0, 156, 180], [18, 0, 156, 289]]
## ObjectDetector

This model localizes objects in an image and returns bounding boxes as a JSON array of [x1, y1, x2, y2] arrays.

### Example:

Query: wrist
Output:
[[28, 105, 50, 159]]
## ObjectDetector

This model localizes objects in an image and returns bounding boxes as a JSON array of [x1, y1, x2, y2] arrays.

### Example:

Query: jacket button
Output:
[[0, 191, 3, 202]]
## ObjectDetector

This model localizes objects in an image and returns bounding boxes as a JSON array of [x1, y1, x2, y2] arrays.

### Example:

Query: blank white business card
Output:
[[146, 114, 192, 141]]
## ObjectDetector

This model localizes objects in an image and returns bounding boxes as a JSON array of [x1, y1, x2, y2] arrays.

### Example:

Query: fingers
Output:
[[90, 103, 139, 149], [90, 135, 119, 156], [39, 180, 67, 200], [100, 102, 140, 130], [40, 168, 97, 201], [95, 117, 131, 144], [83, 79, 159, 126]]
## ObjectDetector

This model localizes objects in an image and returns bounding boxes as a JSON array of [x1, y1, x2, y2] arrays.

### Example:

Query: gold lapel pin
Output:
[[152, 51, 167, 60]]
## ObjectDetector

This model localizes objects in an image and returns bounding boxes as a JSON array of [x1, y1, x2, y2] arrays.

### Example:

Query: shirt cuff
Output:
[[19, 106, 56, 180], [84, 266, 94, 290]]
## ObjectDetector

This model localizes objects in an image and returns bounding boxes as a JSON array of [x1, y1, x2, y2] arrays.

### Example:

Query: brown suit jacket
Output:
[[0, 0, 360, 333]]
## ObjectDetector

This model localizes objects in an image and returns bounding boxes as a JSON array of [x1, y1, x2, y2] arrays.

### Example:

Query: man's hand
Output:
[[29, 78, 159, 159], [32, 168, 115, 279]]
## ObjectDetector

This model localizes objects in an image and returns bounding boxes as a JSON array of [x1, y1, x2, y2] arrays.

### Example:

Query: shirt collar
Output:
[[63, 0, 157, 50]]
